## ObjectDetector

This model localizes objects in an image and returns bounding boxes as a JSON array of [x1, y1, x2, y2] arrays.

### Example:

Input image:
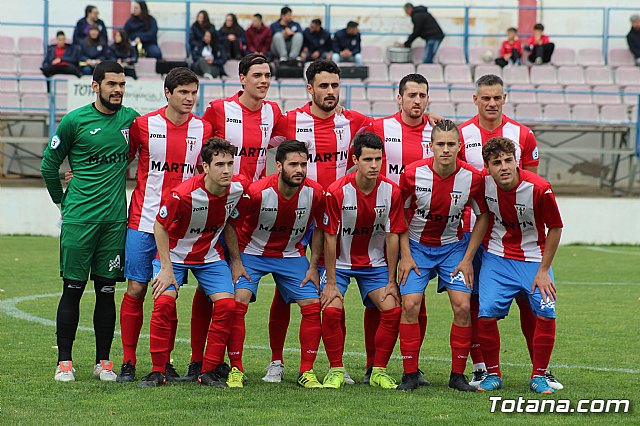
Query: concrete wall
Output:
[[1, 186, 638, 244]]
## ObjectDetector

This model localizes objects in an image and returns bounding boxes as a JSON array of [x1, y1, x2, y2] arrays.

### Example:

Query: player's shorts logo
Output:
[[159, 206, 168, 218], [374, 205, 386, 218], [540, 298, 555, 311], [50, 135, 61, 150], [450, 191, 463, 206], [514, 203, 527, 216], [108, 255, 122, 272], [121, 128, 130, 144], [295, 208, 307, 220]]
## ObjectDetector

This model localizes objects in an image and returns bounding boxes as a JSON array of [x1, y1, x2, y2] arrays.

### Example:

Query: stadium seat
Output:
[[468, 47, 494, 65], [53, 91, 68, 111], [508, 84, 537, 104], [0, 75, 18, 93], [0, 35, 15, 55], [557, 66, 585, 85], [50, 74, 72, 94], [18, 56, 43, 76], [224, 82, 242, 98], [223, 60, 239, 79], [551, 47, 577, 66], [530, 65, 557, 84], [502, 103, 515, 117], [473, 64, 501, 81], [279, 79, 307, 99], [592, 85, 621, 105], [136, 58, 157, 78], [20, 93, 49, 114], [436, 47, 466, 65], [444, 65, 472, 84], [502, 65, 530, 84], [614, 66, 640, 86], [411, 46, 424, 64], [283, 99, 302, 111], [622, 86, 640, 105], [366, 81, 394, 101], [564, 85, 593, 105], [159, 41, 187, 61], [0, 93, 20, 109], [428, 85, 450, 102], [349, 100, 371, 115], [341, 83, 367, 101], [600, 105, 630, 123], [585, 66, 614, 85], [17, 37, 43, 56], [428, 101, 455, 118], [577, 48, 605, 66], [572, 104, 599, 122], [361, 45, 384, 63], [0, 55, 17, 74], [543, 104, 571, 121], [19, 78, 47, 94], [202, 83, 223, 100], [389, 63, 416, 82], [608, 48, 635, 67], [371, 100, 398, 116], [515, 103, 542, 121], [416, 64, 444, 84], [366, 63, 389, 82], [536, 84, 564, 104], [449, 83, 474, 103], [454, 102, 476, 119]]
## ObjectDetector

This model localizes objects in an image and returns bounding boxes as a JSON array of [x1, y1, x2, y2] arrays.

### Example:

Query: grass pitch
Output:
[[0, 236, 638, 425]]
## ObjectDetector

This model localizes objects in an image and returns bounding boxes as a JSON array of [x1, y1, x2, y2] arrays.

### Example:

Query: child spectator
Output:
[[301, 19, 331, 62], [124, 1, 163, 59], [525, 23, 554, 65], [79, 25, 112, 75], [246, 14, 272, 58], [73, 5, 108, 46], [191, 30, 226, 79], [41, 31, 82, 78], [111, 30, 138, 79], [332, 21, 362, 64], [495, 27, 523, 67], [219, 13, 246, 60], [189, 10, 217, 55]]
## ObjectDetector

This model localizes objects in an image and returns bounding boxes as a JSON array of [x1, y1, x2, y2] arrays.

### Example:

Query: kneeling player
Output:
[[397, 120, 486, 391], [224, 140, 325, 388], [138, 138, 249, 388], [454, 136, 562, 394], [320, 132, 407, 390]]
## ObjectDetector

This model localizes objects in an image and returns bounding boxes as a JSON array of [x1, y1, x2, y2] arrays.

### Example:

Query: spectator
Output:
[[402, 3, 444, 64], [332, 21, 362, 64], [124, 1, 163, 60], [627, 14, 640, 66], [41, 31, 82, 78], [189, 10, 217, 55], [79, 25, 112, 75], [495, 27, 523, 67], [111, 30, 138, 79], [73, 5, 108, 46], [301, 18, 331, 62], [525, 23, 554, 65], [246, 13, 272, 58], [191, 30, 226, 79], [219, 13, 246, 60], [270, 6, 303, 61]]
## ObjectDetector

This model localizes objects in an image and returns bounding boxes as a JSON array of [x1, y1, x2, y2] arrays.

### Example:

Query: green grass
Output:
[[0, 237, 638, 425]]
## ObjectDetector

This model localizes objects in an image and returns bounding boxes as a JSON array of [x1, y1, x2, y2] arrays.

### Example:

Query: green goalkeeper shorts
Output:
[[59, 222, 127, 282]]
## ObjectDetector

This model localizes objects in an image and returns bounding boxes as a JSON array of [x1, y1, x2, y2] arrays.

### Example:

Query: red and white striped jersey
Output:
[[128, 107, 212, 233], [272, 102, 371, 189], [322, 172, 407, 269], [368, 112, 433, 184], [202, 91, 282, 181], [156, 174, 249, 264], [400, 158, 486, 247], [482, 169, 563, 262], [236, 174, 325, 257]]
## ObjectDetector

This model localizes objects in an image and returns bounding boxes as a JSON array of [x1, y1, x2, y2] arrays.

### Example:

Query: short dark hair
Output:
[[404, 3, 414, 9], [507, 27, 517, 33], [281, 6, 292, 16], [311, 18, 322, 27], [239, 53, 269, 76], [347, 21, 358, 29], [164, 67, 199, 94], [254, 13, 263, 20], [353, 132, 384, 159], [306, 59, 340, 84], [201, 137, 236, 164], [275, 140, 308, 163], [431, 119, 459, 141], [56, 31, 65, 38], [475, 74, 504, 93], [93, 61, 124, 84], [482, 137, 516, 164], [85, 5, 97, 18], [533, 23, 544, 31], [399, 73, 429, 95]]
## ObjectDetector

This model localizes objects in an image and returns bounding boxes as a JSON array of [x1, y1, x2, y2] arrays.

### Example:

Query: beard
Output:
[[281, 170, 305, 188], [99, 91, 123, 112], [313, 93, 338, 112]]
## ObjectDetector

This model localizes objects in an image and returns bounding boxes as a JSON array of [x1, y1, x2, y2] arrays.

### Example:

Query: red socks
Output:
[[190, 289, 212, 363], [532, 317, 556, 378], [478, 318, 501, 377], [227, 302, 248, 371], [321, 307, 344, 368], [450, 323, 472, 374], [120, 293, 144, 365], [399, 322, 421, 374], [363, 307, 380, 367], [340, 308, 347, 347], [373, 307, 401, 368], [418, 295, 428, 343], [299, 303, 322, 373], [202, 298, 236, 372], [516, 297, 537, 363], [149, 295, 176, 373], [268, 288, 291, 362], [469, 296, 484, 364]]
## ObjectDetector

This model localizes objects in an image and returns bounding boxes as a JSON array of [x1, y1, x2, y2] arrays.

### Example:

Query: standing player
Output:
[[117, 67, 212, 382], [224, 140, 325, 388], [41, 61, 139, 381], [453, 137, 562, 394], [138, 138, 249, 388], [320, 132, 407, 390], [458, 74, 561, 389], [396, 120, 485, 392]]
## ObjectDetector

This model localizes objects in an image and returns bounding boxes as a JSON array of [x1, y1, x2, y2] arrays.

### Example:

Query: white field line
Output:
[[1, 291, 638, 374], [582, 246, 640, 256]]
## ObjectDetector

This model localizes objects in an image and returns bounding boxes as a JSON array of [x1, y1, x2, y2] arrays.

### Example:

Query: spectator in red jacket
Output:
[[246, 14, 272, 59], [41, 31, 82, 78], [525, 23, 554, 65], [495, 27, 523, 67]]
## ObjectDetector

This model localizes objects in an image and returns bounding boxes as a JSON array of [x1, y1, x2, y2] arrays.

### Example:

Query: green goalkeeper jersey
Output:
[[41, 103, 139, 224]]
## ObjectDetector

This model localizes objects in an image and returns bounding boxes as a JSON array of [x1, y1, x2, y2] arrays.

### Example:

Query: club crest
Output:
[[450, 191, 463, 206], [514, 203, 527, 216], [295, 208, 307, 220], [374, 205, 386, 218], [121, 128, 130, 144], [421, 141, 430, 157], [334, 126, 345, 142]]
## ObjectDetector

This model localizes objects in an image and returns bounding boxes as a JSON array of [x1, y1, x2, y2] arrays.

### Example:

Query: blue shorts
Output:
[[234, 253, 319, 303], [478, 251, 556, 319], [319, 266, 388, 308], [466, 232, 483, 295], [300, 222, 314, 247], [125, 228, 157, 282], [152, 259, 233, 297], [400, 236, 470, 296]]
